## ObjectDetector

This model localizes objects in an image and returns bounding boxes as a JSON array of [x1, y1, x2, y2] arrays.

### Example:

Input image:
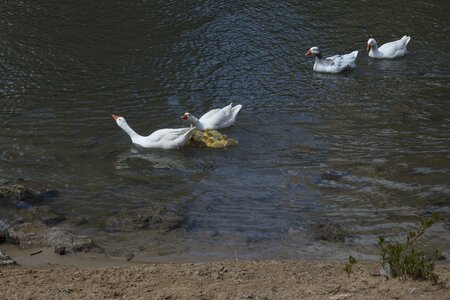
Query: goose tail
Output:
[[186, 126, 196, 137], [232, 104, 243, 116], [402, 35, 411, 45]]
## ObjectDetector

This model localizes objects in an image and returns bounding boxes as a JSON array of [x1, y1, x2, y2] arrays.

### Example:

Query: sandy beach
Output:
[[0, 246, 448, 300]]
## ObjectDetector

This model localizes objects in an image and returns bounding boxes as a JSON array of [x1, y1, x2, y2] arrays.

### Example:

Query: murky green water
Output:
[[1, 0, 449, 261]]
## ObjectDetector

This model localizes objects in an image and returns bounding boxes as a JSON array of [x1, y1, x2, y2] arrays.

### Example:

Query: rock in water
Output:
[[54, 245, 66, 255], [7, 222, 94, 253], [311, 222, 350, 243], [17, 206, 66, 226], [0, 184, 43, 207], [188, 129, 238, 148], [105, 206, 186, 233], [0, 219, 7, 243], [0, 181, 58, 208], [0, 250, 17, 266]]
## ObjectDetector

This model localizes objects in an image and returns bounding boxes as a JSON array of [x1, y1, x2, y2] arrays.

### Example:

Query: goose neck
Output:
[[188, 115, 203, 129], [121, 122, 140, 141], [370, 43, 379, 54], [314, 55, 323, 63]]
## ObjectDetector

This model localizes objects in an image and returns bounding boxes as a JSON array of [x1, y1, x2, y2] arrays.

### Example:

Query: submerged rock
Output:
[[288, 221, 351, 243], [0, 219, 7, 243], [54, 245, 66, 255], [311, 222, 350, 243], [0, 180, 95, 254], [0, 184, 43, 207], [17, 206, 66, 226], [106, 206, 187, 232], [7, 222, 94, 253], [188, 129, 238, 148], [319, 171, 348, 182], [0, 181, 58, 208], [0, 250, 17, 266]]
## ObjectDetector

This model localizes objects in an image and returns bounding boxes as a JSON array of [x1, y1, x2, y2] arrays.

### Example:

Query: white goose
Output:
[[181, 103, 242, 131], [112, 115, 195, 149], [367, 36, 411, 59], [305, 47, 358, 74]]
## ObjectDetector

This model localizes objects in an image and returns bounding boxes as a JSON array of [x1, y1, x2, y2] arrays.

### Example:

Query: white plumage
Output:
[[112, 115, 194, 149], [367, 36, 411, 59], [305, 47, 358, 74], [181, 103, 242, 131]]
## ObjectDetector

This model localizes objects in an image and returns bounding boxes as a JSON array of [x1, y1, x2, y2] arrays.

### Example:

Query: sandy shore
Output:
[[0, 247, 449, 300]]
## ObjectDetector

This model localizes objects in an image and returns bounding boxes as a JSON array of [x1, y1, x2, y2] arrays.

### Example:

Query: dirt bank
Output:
[[0, 248, 448, 300]]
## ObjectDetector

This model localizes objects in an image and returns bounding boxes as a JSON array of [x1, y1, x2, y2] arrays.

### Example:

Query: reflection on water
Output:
[[116, 149, 192, 170], [0, 0, 449, 261]]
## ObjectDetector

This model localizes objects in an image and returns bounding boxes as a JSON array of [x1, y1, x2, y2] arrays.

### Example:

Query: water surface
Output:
[[1, 0, 449, 261]]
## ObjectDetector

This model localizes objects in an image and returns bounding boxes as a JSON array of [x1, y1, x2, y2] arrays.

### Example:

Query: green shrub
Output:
[[343, 255, 357, 279], [378, 214, 440, 283]]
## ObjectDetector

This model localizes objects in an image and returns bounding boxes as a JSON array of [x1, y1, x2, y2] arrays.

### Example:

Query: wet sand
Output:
[[0, 246, 448, 300]]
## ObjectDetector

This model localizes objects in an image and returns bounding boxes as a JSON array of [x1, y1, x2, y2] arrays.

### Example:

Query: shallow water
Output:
[[1, 0, 449, 261]]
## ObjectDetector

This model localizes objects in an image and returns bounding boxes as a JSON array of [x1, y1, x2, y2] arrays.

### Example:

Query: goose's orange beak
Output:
[[181, 113, 188, 120], [112, 115, 120, 121], [367, 43, 371, 51], [305, 50, 312, 56]]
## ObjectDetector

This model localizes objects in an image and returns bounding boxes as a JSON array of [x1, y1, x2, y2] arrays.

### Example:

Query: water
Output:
[[1, 0, 449, 261]]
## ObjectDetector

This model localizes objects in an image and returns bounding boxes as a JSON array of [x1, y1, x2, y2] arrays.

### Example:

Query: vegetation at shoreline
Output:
[[378, 214, 441, 283], [344, 255, 357, 279]]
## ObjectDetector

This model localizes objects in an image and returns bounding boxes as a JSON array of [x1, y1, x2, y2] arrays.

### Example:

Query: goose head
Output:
[[367, 38, 377, 51], [180, 112, 191, 121], [305, 47, 322, 59], [181, 112, 199, 124], [112, 114, 127, 128]]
